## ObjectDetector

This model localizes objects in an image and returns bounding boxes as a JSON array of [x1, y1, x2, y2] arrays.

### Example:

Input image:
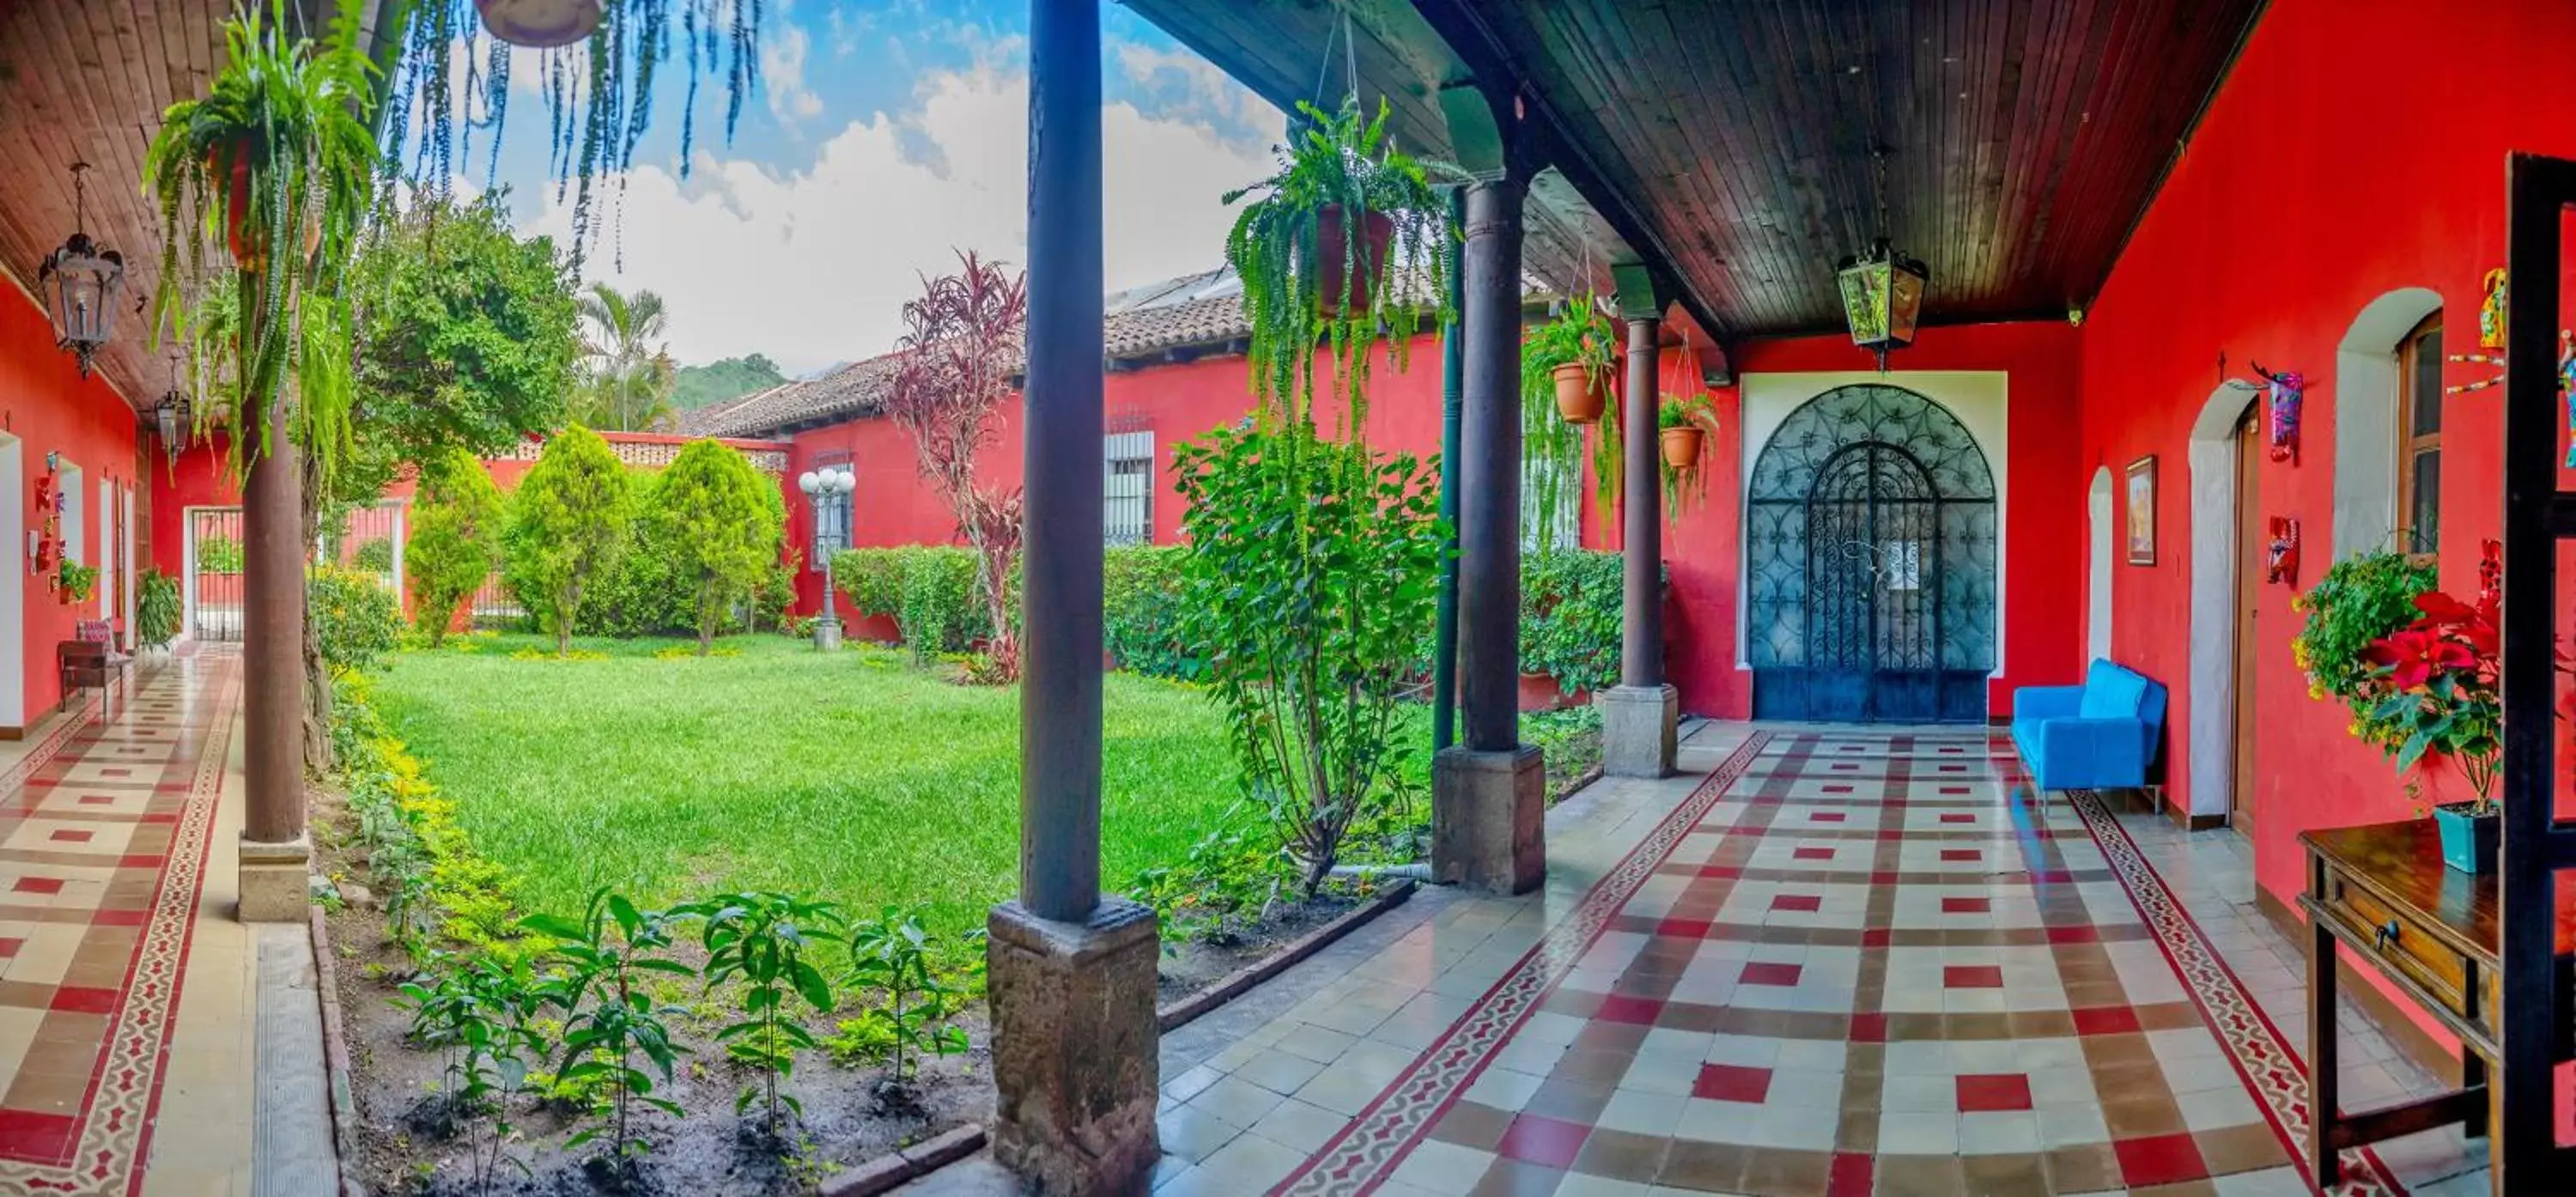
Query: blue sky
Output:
[[418, 1, 1284, 376]]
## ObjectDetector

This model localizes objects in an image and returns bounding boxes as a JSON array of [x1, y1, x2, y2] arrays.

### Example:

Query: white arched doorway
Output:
[[2186, 384, 2260, 823], [2087, 466, 2115, 663]]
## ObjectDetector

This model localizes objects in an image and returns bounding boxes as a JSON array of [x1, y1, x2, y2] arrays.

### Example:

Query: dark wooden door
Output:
[[2232, 405, 2262, 834]]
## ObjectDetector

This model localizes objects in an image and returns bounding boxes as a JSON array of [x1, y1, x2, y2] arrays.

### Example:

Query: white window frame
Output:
[[1104, 430, 1155, 547]]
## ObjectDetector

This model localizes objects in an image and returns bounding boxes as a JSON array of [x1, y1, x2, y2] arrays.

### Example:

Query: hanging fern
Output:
[[144, 0, 379, 485], [384, 0, 768, 275], [1519, 294, 1621, 550], [1223, 97, 1453, 439]]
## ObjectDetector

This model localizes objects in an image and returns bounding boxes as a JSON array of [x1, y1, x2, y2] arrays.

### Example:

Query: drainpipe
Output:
[[1431, 185, 1467, 753]]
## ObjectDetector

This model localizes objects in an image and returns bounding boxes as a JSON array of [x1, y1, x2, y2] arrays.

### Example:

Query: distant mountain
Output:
[[671, 354, 789, 410]]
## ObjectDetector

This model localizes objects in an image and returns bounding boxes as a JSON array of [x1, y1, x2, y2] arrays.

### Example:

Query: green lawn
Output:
[[369, 633, 1245, 937]]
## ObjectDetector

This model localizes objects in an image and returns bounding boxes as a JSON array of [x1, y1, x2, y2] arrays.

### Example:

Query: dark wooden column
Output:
[[1457, 175, 1526, 754], [1017, 0, 1106, 924], [241, 403, 302, 845], [1619, 313, 1662, 689]]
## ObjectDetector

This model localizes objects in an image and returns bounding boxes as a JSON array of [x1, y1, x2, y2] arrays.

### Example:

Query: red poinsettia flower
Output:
[[2366, 626, 2478, 690]]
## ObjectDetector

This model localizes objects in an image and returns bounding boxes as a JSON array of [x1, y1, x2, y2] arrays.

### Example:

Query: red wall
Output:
[[2079, 0, 2576, 1110], [785, 342, 1451, 640], [1, 279, 143, 727], [1640, 321, 2087, 720]]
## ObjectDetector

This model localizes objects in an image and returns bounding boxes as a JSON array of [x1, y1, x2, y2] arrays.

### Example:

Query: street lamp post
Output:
[[797, 465, 855, 651]]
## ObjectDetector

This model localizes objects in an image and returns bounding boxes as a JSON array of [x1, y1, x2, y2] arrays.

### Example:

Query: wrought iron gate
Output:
[[188, 507, 244, 643], [1746, 386, 1996, 722]]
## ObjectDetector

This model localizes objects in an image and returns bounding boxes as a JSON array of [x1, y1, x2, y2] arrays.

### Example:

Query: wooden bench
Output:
[[57, 619, 132, 724]]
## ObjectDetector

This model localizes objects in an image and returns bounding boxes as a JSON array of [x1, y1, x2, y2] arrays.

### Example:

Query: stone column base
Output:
[[1433, 745, 1546, 894], [238, 834, 311, 923], [1598, 684, 1680, 778], [814, 617, 843, 652], [987, 896, 1160, 1197]]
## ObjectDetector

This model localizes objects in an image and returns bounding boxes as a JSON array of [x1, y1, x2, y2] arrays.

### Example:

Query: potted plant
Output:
[[1525, 294, 1618, 425], [1659, 391, 1716, 470], [1223, 97, 1451, 431], [143, 0, 377, 469], [2358, 542, 2507, 872], [1519, 294, 1622, 542], [55, 560, 99, 605]]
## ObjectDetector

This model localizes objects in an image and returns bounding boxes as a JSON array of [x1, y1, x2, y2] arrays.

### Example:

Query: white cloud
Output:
[[525, 48, 1279, 377], [762, 25, 825, 123]]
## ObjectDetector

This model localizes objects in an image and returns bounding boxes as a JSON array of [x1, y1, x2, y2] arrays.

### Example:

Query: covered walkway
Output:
[[1128, 727, 2486, 1196]]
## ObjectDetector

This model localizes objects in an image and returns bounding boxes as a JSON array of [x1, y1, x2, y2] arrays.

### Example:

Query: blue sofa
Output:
[[2011, 659, 2167, 797]]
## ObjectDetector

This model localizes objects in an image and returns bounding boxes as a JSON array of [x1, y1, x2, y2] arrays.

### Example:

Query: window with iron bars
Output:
[[1105, 430, 1154, 546], [812, 488, 853, 561]]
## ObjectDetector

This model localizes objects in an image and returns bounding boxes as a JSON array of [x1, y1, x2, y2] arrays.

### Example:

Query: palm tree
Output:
[[576, 283, 677, 431]]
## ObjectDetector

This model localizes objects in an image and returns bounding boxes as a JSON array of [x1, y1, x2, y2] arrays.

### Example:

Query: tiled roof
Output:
[[687, 270, 1257, 438]]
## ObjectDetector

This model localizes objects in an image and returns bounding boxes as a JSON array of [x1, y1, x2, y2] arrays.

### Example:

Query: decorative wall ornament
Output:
[[2266, 517, 2300, 586], [2252, 362, 2302, 464], [2478, 267, 2507, 349]]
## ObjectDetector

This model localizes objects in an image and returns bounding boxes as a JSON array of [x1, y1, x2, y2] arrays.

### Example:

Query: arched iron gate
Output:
[[1746, 385, 1996, 722]]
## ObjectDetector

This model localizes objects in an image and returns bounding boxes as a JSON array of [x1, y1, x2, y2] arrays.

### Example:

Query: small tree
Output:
[[505, 427, 633, 656], [652, 441, 780, 654], [886, 251, 1028, 680], [406, 450, 506, 646]]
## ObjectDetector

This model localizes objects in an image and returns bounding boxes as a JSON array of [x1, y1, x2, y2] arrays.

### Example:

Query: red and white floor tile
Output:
[[1149, 726, 2493, 1197]]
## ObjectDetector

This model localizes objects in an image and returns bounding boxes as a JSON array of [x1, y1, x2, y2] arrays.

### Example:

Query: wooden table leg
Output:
[[2308, 859, 2342, 1185], [2462, 1050, 2488, 1139]]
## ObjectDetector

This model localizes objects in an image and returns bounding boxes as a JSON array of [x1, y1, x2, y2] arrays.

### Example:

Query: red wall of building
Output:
[[1, 280, 143, 727], [2079, 0, 2576, 1108], [785, 342, 1452, 640], [1643, 321, 2087, 720]]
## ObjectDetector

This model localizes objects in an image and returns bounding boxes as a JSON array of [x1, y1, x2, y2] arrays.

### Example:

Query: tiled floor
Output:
[[1139, 725, 2494, 1197], [0, 651, 246, 1195]]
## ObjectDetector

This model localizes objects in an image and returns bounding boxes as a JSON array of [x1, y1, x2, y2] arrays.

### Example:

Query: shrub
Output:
[[652, 441, 781, 654], [1520, 550, 1631, 696], [1172, 422, 1445, 895], [197, 532, 244, 574], [137, 568, 182, 649], [1104, 545, 1193, 679], [406, 450, 506, 646], [309, 564, 403, 674], [2294, 550, 2439, 750], [502, 426, 634, 656], [835, 546, 993, 659], [350, 538, 395, 575], [832, 547, 908, 622]]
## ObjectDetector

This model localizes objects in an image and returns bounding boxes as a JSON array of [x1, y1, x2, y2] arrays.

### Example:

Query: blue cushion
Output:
[[2079, 660, 2147, 720]]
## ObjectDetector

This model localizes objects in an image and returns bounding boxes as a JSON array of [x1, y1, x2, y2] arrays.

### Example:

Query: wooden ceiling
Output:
[[1127, 0, 2267, 342], [0, 1, 236, 408]]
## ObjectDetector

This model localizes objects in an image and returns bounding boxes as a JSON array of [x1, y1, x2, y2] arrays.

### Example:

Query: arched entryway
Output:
[[2087, 465, 2115, 662], [1746, 385, 1998, 722]]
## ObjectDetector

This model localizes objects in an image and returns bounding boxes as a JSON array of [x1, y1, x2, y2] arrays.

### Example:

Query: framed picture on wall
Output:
[[2124, 455, 2158, 565]]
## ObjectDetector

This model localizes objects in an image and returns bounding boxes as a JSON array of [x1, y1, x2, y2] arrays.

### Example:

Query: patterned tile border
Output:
[[0, 694, 101, 799], [0, 656, 239, 1196], [2069, 783, 2408, 1195], [1271, 732, 1777, 1195]]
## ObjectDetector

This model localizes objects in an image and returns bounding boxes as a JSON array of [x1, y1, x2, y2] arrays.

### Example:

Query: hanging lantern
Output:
[[152, 355, 191, 467], [36, 162, 125, 379], [475, 0, 604, 48], [1835, 238, 1928, 373]]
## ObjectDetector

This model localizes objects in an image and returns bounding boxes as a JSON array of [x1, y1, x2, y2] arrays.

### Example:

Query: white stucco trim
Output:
[[2186, 384, 2259, 818], [2331, 287, 2443, 560], [1735, 370, 2011, 677], [2087, 465, 2114, 664]]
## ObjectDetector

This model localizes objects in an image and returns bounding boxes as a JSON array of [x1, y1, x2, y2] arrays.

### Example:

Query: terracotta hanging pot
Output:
[[1661, 424, 1705, 471], [206, 141, 266, 272], [1554, 362, 1604, 424], [1312, 204, 1395, 317], [475, 0, 604, 49]]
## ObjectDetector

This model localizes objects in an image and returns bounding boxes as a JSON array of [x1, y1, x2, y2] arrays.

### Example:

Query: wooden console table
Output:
[[2300, 819, 2575, 1188]]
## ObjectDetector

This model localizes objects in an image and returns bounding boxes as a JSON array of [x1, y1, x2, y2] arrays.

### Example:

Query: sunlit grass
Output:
[[370, 633, 1244, 939]]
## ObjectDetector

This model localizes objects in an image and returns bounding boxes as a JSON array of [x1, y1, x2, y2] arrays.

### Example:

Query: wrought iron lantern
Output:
[[36, 163, 125, 378], [1835, 238, 1928, 374], [475, 0, 603, 48], [152, 356, 191, 467]]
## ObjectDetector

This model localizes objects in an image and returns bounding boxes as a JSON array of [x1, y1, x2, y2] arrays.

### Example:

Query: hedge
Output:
[[1520, 550, 1630, 696], [830, 545, 994, 660], [505, 467, 792, 640]]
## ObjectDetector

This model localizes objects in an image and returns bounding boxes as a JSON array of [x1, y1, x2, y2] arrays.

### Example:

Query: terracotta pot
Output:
[[475, 0, 605, 49], [220, 153, 258, 270], [1661, 424, 1705, 471], [1554, 362, 1605, 424], [1312, 204, 1395, 317], [1516, 671, 1589, 713]]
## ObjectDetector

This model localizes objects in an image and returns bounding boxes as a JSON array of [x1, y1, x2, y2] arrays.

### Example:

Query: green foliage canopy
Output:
[[406, 450, 507, 645], [671, 354, 787, 410], [504, 427, 635, 656], [650, 441, 781, 653]]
